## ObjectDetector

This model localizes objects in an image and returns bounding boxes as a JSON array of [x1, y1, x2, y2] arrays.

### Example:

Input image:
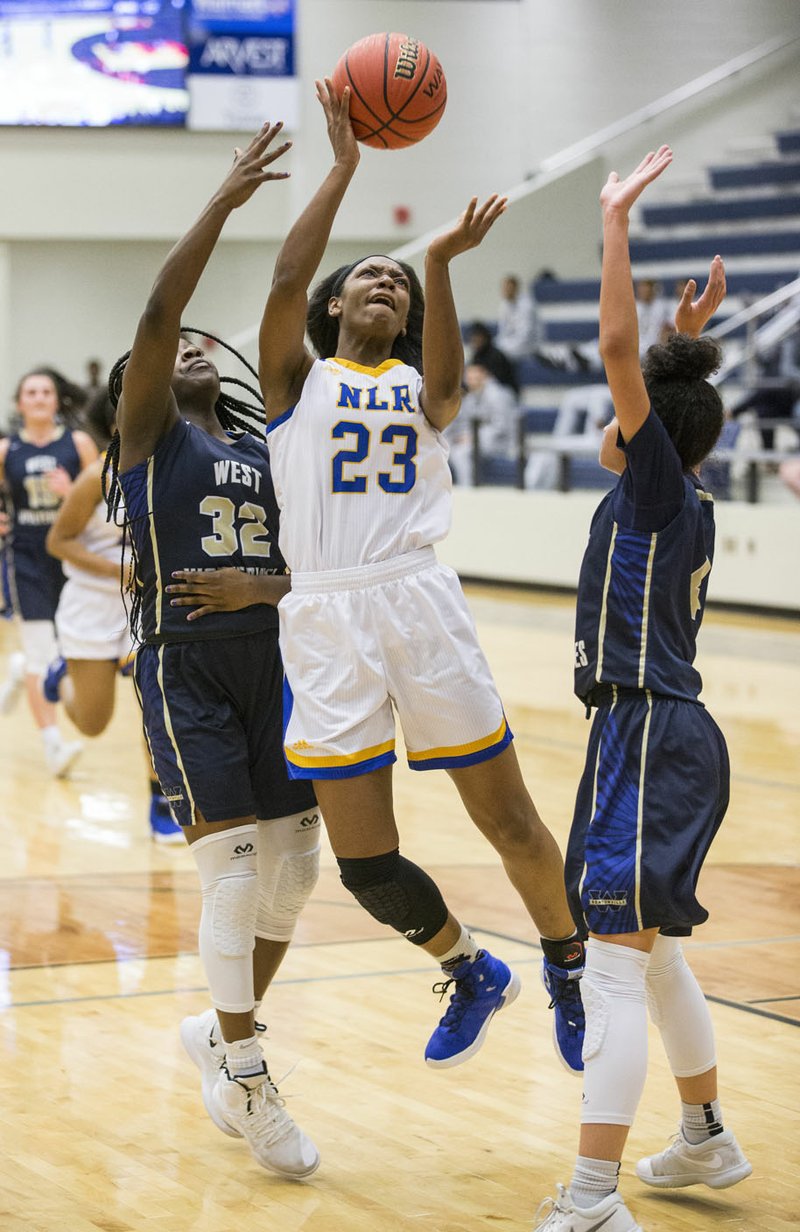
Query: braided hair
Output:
[[101, 328, 266, 641], [306, 257, 425, 371]]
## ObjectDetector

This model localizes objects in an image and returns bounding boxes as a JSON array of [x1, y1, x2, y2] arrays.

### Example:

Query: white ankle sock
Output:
[[436, 926, 480, 973], [682, 1098, 724, 1143], [41, 725, 61, 752], [225, 1035, 265, 1081], [570, 1156, 620, 1208]]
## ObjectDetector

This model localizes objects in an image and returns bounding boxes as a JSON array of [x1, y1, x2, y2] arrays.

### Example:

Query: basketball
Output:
[[331, 32, 447, 150]]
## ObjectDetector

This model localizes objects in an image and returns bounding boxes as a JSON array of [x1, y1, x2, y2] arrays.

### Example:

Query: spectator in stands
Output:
[[496, 275, 539, 359], [779, 456, 800, 497], [635, 278, 674, 356], [466, 321, 519, 394], [446, 363, 519, 485], [728, 321, 800, 450], [83, 357, 105, 400], [573, 279, 673, 373]]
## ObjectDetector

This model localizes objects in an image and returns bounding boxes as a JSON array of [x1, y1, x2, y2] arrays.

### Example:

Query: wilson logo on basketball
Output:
[[422, 66, 444, 99], [393, 39, 420, 80]]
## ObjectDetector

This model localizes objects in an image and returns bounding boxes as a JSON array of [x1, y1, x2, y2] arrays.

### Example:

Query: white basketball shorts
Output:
[[55, 579, 133, 661], [279, 547, 513, 780]]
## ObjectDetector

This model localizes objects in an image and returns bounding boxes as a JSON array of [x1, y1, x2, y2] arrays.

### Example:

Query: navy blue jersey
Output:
[[4, 428, 81, 551], [119, 419, 286, 643], [574, 411, 715, 703]]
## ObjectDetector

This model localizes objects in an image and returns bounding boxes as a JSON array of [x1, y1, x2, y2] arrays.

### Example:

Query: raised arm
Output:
[[118, 122, 290, 469], [421, 195, 507, 430], [598, 145, 673, 443], [259, 79, 360, 420], [674, 255, 726, 338]]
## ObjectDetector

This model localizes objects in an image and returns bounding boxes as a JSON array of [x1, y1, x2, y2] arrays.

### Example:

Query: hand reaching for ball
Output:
[[317, 77, 360, 171]]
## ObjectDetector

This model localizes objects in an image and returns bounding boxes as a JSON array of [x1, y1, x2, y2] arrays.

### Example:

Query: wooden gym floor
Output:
[[0, 586, 797, 1232]]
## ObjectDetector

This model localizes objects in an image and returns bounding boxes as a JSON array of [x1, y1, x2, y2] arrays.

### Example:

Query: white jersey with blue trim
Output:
[[266, 357, 452, 572]]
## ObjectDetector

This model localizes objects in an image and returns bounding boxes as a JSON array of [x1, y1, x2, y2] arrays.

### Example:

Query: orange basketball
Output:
[[331, 32, 447, 150]]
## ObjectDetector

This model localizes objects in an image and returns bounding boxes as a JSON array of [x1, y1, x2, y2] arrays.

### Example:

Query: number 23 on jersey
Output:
[[331, 421, 418, 494]]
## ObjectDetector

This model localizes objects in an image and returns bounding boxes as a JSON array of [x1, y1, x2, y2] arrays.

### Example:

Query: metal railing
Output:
[[229, 33, 800, 354], [466, 415, 799, 503]]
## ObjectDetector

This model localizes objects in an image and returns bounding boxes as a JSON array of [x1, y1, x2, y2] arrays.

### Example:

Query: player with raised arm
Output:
[[258, 80, 585, 1073], [103, 123, 321, 1179], [533, 148, 751, 1232]]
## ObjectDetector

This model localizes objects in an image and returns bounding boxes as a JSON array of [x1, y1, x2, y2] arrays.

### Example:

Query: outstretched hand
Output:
[[427, 195, 508, 263], [600, 145, 673, 219], [674, 255, 726, 338], [316, 77, 360, 170], [214, 122, 291, 210]]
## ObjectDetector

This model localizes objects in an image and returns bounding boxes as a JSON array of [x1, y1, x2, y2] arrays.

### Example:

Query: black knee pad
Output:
[[337, 848, 448, 945]]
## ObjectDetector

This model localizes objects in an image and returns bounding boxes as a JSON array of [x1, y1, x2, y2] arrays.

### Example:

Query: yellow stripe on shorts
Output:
[[285, 737, 396, 769], [407, 717, 508, 764]]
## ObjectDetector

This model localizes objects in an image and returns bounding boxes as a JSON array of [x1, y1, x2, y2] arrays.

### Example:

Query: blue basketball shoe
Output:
[[149, 793, 184, 845], [42, 656, 67, 704], [425, 949, 521, 1068], [542, 957, 585, 1074]]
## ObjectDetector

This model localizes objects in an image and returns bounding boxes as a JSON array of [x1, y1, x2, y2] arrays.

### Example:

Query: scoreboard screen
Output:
[[0, 0, 297, 127]]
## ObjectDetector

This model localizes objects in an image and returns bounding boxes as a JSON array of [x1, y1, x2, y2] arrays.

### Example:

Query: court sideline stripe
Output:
[[5, 937, 798, 1027]]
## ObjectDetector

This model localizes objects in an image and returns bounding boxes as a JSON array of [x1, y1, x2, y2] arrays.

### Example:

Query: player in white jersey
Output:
[[43, 393, 182, 842], [259, 79, 586, 1072]]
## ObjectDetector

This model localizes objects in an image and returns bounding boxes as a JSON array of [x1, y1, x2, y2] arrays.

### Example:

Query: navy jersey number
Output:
[[331, 421, 418, 494]]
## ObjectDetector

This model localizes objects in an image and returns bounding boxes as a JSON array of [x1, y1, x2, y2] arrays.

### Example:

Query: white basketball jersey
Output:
[[266, 357, 452, 572], [63, 499, 127, 592]]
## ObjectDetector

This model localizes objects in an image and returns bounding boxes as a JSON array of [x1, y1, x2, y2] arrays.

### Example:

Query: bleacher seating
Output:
[[461, 122, 800, 495]]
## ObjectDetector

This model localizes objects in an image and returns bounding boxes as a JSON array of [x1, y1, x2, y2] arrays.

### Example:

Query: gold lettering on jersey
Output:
[[336, 382, 415, 413], [213, 458, 262, 493], [689, 557, 711, 619], [394, 39, 420, 81]]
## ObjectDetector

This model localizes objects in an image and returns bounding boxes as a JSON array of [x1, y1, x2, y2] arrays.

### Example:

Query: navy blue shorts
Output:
[[134, 630, 316, 828], [566, 692, 729, 937], [8, 542, 65, 621]]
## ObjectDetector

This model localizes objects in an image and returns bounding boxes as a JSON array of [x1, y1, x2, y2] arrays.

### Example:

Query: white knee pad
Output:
[[20, 620, 58, 676], [581, 938, 650, 1128], [646, 934, 717, 1078], [192, 824, 258, 1014], [255, 809, 322, 942]]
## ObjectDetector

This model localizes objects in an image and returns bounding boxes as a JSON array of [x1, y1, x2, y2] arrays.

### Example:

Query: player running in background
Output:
[[44, 391, 182, 843], [0, 367, 97, 775], [533, 148, 751, 1232], [258, 79, 585, 1073], [103, 123, 321, 1179]]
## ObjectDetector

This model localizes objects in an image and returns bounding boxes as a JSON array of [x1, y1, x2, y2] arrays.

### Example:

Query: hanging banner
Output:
[[186, 0, 298, 131]]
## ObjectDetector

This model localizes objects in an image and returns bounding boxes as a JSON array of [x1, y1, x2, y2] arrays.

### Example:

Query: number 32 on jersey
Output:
[[199, 496, 272, 558], [331, 420, 418, 494]]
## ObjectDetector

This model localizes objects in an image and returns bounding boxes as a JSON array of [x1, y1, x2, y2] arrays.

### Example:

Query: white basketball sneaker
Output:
[[45, 739, 83, 779], [0, 651, 26, 715], [532, 1185, 642, 1231], [212, 1068, 320, 1179], [179, 1009, 239, 1138], [636, 1128, 752, 1189]]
